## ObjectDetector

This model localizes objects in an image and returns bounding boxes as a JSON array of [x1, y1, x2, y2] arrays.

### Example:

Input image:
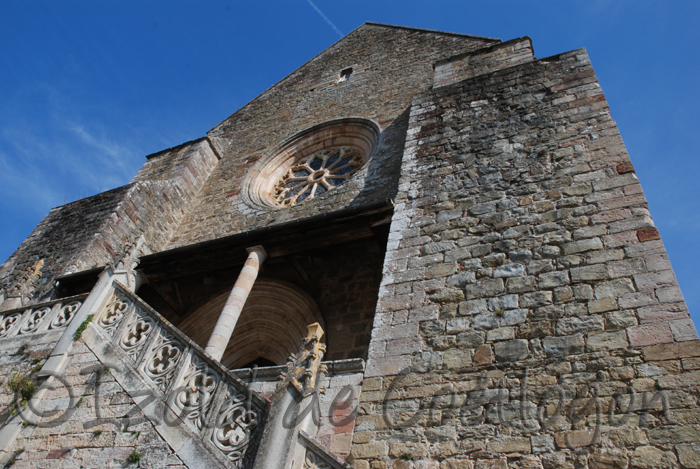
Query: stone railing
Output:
[[91, 281, 269, 468], [0, 294, 87, 339]]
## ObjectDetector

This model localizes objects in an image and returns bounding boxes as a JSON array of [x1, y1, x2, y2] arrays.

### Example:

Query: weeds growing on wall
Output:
[[7, 372, 36, 403], [73, 314, 94, 341]]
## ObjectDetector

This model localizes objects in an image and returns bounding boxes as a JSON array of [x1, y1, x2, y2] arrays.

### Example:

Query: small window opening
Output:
[[240, 357, 277, 369], [337, 67, 353, 83]]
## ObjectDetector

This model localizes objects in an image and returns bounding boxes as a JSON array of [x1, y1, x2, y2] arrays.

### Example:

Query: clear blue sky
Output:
[[1, 1, 699, 324]]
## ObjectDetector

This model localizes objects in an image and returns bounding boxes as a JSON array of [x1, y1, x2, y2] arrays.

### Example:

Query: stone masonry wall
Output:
[[0, 138, 218, 305], [69, 138, 219, 272], [0, 186, 131, 307], [3, 338, 186, 469], [353, 48, 700, 468], [167, 24, 499, 249], [314, 238, 387, 362], [434, 38, 534, 89]]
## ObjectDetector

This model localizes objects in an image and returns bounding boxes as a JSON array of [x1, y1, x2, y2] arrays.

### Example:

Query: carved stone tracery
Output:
[[303, 449, 333, 469], [98, 289, 131, 336], [242, 118, 379, 210], [119, 307, 155, 361], [0, 312, 22, 337], [274, 146, 364, 206], [174, 354, 219, 432], [143, 329, 184, 392], [18, 306, 51, 334], [49, 301, 82, 329], [212, 385, 261, 466], [91, 284, 268, 467]]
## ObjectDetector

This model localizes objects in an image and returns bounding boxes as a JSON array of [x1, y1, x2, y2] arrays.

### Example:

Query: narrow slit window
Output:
[[337, 67, 353, 82]]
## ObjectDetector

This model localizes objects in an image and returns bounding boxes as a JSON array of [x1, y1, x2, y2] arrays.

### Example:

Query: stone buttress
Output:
[[358, 42, 699, 468]]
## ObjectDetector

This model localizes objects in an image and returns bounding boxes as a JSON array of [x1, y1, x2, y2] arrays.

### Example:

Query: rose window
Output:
[[242, 118, 379, 209], [273, 146, 363, 206]]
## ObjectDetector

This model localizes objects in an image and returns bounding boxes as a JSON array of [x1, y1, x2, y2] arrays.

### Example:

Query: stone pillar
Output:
[[205, 246, 267, 362]]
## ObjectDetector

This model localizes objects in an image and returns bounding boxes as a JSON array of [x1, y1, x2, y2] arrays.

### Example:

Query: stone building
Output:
[[0, 22, 698, 469]]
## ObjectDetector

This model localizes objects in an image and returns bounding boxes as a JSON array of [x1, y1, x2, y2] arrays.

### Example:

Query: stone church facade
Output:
[[0, 22, 698, 469]]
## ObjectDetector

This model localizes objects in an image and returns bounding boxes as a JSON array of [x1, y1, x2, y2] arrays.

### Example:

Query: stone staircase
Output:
[[83, 281, 269, 468], [0, 272, 352, 468]]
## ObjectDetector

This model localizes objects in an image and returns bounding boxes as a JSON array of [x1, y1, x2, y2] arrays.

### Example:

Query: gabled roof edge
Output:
[[364, 21, 501, 42]]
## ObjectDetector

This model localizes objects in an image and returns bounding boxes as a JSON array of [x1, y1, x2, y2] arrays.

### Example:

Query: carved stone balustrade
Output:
[[0, 294, 87, 340], [89, 281, 269, 468]]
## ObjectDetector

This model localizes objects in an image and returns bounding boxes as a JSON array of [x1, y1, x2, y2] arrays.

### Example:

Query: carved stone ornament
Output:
[[242, 118, 379, 209], [119, 306, 155, 362], [143, 329, 184, 393], [112, 235, 148, 290], [49, 301, 82, 329], [97, 289, 131, 337], [278, 322, 328, 397], [303, 449, 333, 469], [113, 235, 145, 272], [211, 385, 260, 465], [173, 354, 219, 432], [273, 146, 364, 206], [18, 306, 51, 334], [0, 312, 22, 337]]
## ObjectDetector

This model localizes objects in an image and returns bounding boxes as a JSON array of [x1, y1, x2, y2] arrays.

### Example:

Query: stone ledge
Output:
[[231, 358, 365, 382]]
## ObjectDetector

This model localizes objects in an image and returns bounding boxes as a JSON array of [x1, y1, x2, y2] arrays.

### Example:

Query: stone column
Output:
[[205, 245, 267, 362]]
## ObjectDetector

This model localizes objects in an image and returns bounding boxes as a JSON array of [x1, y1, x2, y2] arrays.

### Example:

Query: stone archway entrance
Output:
[[178, 277, 324, 369]]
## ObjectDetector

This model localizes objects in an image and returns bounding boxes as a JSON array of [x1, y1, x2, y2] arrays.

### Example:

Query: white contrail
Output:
[[306, 0, 343, 38]]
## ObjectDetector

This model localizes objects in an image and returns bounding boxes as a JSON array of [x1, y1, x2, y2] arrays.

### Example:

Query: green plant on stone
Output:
[[31, 365, 43, 374], [75, 397, 83, 408], [7, 372, 36, 402], [495, 309, 505, 317], [3, 450, 22, 469], [31, 358, 42, 365], [93, 429, 103, 437], [73, 314, 94, 341], [127, 451, 142, 464], [400, 453, 413, 460]]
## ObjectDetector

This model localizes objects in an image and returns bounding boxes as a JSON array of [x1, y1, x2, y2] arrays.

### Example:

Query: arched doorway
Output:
[[178, 278, 324, 369]]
